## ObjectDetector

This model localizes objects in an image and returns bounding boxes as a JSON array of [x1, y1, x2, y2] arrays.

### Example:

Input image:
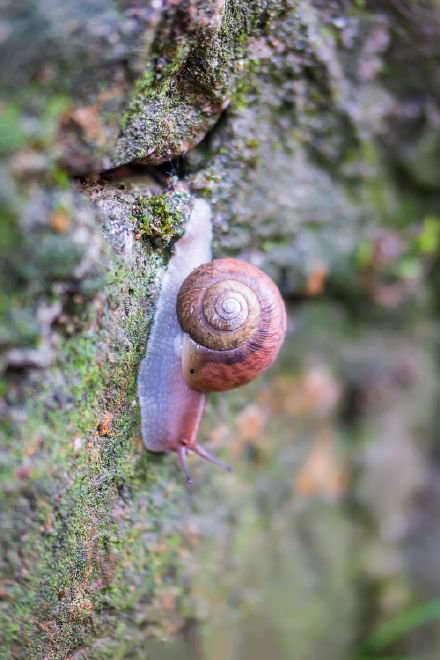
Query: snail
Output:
[[138, 199, 286, 483]]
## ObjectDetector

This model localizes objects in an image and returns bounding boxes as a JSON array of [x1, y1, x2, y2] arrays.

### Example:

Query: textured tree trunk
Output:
[[1, 1, 439, 658]]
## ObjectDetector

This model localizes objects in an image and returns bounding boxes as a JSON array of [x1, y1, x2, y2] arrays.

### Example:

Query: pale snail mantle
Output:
[[137, 199, 286, 484]]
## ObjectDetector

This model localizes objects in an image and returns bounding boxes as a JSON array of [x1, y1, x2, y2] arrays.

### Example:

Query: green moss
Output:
[[132, 192, 189, 247], [0, 95, 71, 157], [229, 57, 260, 111], [417, 216, 440, 255], [113, 0, 256, 166], [0, 222, 192, 656], [120, 67, 156, 132], [0, 307, 39, 349], [49, 167, 70, 188], [0, 105, 29, 155]]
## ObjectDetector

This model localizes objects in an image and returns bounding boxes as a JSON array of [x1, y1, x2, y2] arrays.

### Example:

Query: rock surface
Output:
[[1, 1, 439, 658]]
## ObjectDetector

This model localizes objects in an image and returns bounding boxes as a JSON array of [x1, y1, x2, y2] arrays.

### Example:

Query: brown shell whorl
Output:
[[176, 258, 286, 392], [177, 260, 262, 351]]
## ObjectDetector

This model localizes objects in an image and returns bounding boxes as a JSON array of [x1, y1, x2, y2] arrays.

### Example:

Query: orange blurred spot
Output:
[[295, 430, 348, 499], [306, 265, 327, 296], [97, 411, 113, 437], [298, 366, 342, 416], [264, 367, 341, 418], [236, 404, 267, 443], [50, 210, 69, 233], [230, 403, 268, 457], [162, 591, 176, 611], [64, 105, 100, 139]]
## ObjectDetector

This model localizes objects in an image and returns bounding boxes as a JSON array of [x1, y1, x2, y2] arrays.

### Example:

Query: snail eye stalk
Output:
[[177, 442, 232, 484], [177, 445, 193, 485], [193, 443, 233, 473]]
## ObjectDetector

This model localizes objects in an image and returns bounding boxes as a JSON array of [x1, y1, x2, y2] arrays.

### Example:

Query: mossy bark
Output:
[[1, 1, 439, 658]]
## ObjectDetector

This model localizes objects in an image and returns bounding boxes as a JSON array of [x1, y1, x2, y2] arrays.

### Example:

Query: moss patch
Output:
[[131, 191, 190, 248], [0, 209, 192, 657], [112, 0, 258, 166]]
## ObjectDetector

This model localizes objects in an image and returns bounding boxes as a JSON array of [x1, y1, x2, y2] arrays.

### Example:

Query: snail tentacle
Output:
[[177, 444, 193, 485], [192, 443, 233, 472]]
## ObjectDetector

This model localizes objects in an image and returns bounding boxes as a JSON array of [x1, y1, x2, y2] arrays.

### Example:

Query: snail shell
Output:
[[177, 258, 286, 393]]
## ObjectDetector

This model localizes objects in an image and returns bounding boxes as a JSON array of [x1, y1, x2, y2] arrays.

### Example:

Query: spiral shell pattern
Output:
[[176, 258, 286, 392]]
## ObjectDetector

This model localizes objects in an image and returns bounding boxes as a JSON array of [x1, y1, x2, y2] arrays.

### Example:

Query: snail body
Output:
[[138, 199, 286, 483]]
